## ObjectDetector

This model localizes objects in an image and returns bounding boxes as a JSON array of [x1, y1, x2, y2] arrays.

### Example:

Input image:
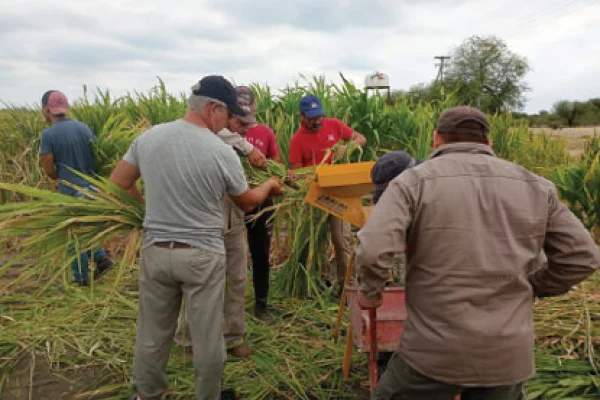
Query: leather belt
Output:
[[154, 241, 193, 249]]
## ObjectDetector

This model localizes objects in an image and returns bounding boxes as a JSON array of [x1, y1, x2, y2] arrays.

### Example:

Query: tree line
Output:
[[525, 99, 600, 128], [392, 35, 599, 129]]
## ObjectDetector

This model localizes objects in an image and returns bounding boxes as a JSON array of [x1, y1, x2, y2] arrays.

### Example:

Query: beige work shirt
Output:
[[357, 142, 599, 386]]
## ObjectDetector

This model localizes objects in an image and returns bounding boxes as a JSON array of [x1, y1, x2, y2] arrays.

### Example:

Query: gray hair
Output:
[[187, 94, 213, 110], [187, 82, 225, 110]]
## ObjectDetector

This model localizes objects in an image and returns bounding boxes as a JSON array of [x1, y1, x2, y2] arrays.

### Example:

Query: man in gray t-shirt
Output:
[[110, 75, 281, 400], [122, 118, 248, 254]]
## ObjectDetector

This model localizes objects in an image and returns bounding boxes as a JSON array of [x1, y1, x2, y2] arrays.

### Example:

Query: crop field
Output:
[[0, 77, 599, 399], [530, 126, 599, 159]]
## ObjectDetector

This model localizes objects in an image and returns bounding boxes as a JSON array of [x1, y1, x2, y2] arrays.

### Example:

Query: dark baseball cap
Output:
[[235, 86, 257, 124], [191, 75, 246, 117], [436, 106, 490, 136], [371, 151, 422, 204], [299, 95, 325, 119]]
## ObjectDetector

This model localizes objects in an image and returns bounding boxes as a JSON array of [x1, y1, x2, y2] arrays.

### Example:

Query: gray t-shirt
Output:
[[123, 119, 248, 254]]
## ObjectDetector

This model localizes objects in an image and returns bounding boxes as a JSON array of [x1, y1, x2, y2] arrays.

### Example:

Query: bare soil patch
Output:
[[1, 355, 107, 400]]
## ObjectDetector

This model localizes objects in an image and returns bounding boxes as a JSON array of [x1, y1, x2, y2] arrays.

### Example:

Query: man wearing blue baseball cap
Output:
[[290, 95, 367, 167], [289, 94, 367, 291]]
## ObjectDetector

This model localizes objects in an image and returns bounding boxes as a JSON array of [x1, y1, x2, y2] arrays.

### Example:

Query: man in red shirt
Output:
[[289, 95, 366, 167], [289, 95, 367, 291], [237, 88, 280, 162], [236, 86, 280, 319]]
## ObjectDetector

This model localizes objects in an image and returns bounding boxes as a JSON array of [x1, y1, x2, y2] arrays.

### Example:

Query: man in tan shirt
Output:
[[357, 106, 600, 400]]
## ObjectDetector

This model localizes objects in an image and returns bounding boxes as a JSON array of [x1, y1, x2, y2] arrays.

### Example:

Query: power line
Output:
[[508, 0, 580, 35], [434, 56, 451, 82], [506, 0, 598, 39], [502, 0, 577, 32]]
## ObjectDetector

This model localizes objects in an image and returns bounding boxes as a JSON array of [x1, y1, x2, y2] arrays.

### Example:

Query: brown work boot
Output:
[[228, 343, 253, 359]]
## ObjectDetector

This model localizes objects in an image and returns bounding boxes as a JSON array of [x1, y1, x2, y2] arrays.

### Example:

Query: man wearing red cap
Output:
[[235, 86, 280, 320], [357, 106, 600, 400], [289, 95, 367, 292], [39, 90, 113, 285], [215, 86, 280, 349]]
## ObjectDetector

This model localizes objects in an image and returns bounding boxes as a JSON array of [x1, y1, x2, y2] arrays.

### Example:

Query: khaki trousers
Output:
[[175, 197, 247, 349], [133, 245, 226, 400], [329, 215, 351, 284]]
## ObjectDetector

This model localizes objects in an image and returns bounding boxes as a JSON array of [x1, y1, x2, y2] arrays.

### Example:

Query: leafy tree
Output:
[[552, 100, 581, 127], [445, 35, 530, 113]]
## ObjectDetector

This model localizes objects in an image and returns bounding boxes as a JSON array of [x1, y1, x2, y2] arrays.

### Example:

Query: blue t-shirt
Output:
[[39, 119, 97, 195]]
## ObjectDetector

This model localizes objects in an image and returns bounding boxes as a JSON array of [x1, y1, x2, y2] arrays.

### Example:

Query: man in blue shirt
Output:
[[39, 90, 113, 285]]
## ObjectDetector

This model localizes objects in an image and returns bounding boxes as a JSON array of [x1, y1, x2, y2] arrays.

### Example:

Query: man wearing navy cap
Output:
[[371, 151, 422, 204], [110, 75, 283, 400], [289, 95, 366, 290]]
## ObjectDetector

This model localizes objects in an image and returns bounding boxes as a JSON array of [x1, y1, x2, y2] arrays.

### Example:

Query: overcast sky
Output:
[[1, 0, 598, 113]]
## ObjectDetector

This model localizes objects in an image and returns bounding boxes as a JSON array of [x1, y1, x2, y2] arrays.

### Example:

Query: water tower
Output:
[[364, 71, 391, 103]]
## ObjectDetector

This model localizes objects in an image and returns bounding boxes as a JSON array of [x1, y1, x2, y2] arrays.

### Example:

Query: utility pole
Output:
[[434, 56, 451, 82]]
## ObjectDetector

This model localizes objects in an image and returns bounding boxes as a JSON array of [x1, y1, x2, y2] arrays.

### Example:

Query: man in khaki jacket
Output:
[[357, 106, 600, 400]]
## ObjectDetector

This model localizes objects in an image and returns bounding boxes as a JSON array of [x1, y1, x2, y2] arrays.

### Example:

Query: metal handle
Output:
[[369, 308, 378, 391]]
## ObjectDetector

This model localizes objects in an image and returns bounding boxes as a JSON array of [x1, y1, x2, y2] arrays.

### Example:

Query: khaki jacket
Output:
[[357, 143, 599, 386], [217, 128, 252, 236]]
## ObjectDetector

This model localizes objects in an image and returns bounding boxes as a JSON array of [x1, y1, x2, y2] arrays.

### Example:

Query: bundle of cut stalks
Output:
[[242, 158, 333, 298], [0, 173, 144, 293], [245, 144, 366, 298], [0, 159, 320, 295]]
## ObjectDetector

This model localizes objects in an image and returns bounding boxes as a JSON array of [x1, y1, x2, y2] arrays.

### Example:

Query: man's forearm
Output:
[[247, 182, 273, 209], [230, 181, 276, 213], [352, 132, 367, 146], [217, 129, 254, 156], [357, 244, 391, 300], [529, 263, 597, 298], [536, 195, 600, 298], [356, 180, 410, 300], [128, 186, 145, 205], [43, 165, 58, 180]]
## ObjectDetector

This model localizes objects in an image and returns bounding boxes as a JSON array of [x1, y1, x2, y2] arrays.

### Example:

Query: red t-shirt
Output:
[[245, 124, 279, 159], [289, 118, 354, 167]]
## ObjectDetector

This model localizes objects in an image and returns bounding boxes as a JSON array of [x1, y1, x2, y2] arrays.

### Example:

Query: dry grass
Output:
[[530, 126, 600, 138], [531, 126, 599, 159]]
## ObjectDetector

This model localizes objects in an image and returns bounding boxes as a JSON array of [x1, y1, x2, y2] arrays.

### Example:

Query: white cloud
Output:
[[0, 0, 599, 113]]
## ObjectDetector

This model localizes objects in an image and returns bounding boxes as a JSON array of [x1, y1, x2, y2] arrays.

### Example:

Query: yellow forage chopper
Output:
[[304, 161, 375, 228]]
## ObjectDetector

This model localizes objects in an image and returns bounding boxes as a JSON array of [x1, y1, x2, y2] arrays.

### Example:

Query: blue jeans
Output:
[[70, 188, 109, 283], [71, 248, 109, 283]]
